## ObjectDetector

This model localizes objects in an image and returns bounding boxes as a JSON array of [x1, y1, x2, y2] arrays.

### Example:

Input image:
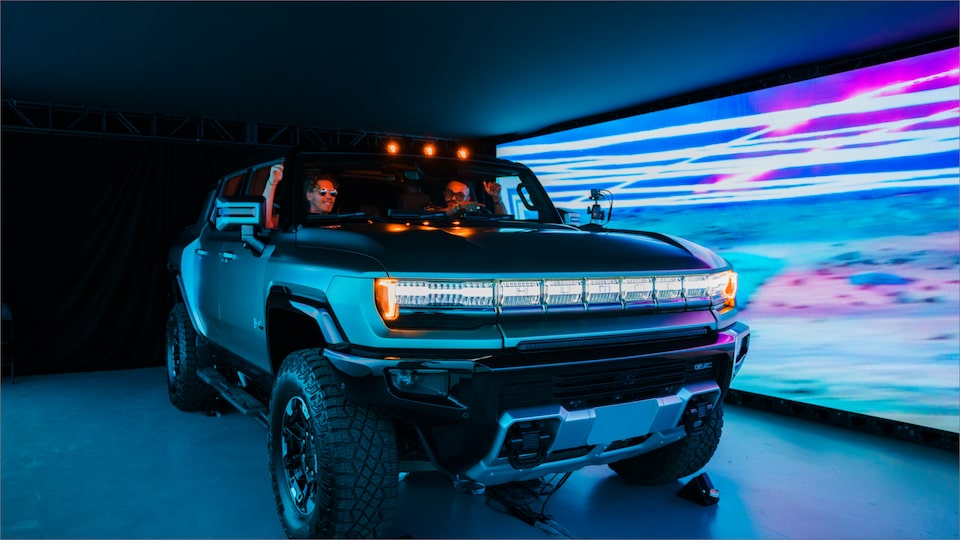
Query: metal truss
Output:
[[1, 99, 460, 151]]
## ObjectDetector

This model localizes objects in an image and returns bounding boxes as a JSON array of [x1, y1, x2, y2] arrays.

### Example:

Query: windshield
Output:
[[292, 154, 559, 225]]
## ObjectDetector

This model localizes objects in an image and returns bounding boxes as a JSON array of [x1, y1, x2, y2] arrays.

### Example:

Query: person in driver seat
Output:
[[305, 174, 339, 214]]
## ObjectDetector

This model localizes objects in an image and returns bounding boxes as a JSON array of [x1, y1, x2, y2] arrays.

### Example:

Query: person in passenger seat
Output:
[[480, 179, 507, 215], [305, 174, 339, 214], [438, 179, 506, 216]]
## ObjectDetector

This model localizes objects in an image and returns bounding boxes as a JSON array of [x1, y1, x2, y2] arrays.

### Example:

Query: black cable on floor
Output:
[[484, 473, 577, 539]]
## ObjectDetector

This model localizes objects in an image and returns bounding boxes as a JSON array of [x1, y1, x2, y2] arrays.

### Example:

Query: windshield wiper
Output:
[[385, 209, 517, 221], [386, 210, 447, 219], [306, 212, 387, 223], [457, 213, 514, 221]]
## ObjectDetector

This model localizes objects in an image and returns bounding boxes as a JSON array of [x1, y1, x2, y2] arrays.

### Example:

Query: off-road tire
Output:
[[268, 348, 398, 538], [165, 303, 214, 411], [609, 402, 724, 484]]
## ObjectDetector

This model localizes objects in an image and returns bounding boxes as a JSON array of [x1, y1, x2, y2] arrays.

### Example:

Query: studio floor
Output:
[[1, 366, 957, 539]]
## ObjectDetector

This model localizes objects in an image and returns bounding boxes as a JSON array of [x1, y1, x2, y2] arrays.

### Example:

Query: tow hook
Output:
[[682, 397, 716, 435], [504, 420, 554, 469]]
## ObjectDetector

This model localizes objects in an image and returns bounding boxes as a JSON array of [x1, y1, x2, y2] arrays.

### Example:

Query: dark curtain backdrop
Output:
[[1, 131, 258, 375]]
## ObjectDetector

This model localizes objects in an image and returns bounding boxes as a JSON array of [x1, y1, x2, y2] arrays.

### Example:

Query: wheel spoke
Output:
[[166, 328, 180, 383], [280, 396, 318, 515]]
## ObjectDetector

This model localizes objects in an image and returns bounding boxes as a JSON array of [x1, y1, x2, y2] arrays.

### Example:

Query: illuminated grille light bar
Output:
[[683, 274, 710, 300], [655, 276, 684, 309], [544, 279, 583, 305], [499, 280, 541, 306], [396, 280, 494, 307], [375, 272, 737, 321], [655, 276, 683, 300], [585, 278, 620, 304], [621, 277, 654, 303], [683, 274, 713, 308], [683, 274, 711, 307]]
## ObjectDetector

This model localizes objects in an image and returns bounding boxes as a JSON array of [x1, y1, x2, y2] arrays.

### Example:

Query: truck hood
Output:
[[295, 221, 727, 275]]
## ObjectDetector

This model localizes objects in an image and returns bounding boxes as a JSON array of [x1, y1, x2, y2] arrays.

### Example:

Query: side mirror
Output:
[[214, 196, 265, 231], [214, 196, 266, 255]]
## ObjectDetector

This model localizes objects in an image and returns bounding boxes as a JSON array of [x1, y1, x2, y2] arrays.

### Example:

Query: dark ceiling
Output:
[[2, 1, 958, 141]]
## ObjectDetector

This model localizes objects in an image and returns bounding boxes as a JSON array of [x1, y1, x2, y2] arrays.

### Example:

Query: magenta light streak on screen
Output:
[[497, 47, 960, 208], [497, 47, 960, 434]]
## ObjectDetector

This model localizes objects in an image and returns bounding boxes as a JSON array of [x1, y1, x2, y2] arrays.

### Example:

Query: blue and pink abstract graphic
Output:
[[500, 47, 958, 208], [499, 47, 960, 433]]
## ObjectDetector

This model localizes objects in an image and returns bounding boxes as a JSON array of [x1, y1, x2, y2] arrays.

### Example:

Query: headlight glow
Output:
[[395, 280, 494, 307], [374, 270, 738, 322], [374, 278, 398, 321], [706, 270, 738, 308], [723, 271, 738, 307]]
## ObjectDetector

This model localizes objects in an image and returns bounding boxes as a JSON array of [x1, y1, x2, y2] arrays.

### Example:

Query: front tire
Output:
[[165, 303, 214, 411], [609, 402, 724, 484], [268, 349, 398, 538]]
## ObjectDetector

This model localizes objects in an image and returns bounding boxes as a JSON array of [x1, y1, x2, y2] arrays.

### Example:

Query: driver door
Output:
[[213, 161, 283, 372]]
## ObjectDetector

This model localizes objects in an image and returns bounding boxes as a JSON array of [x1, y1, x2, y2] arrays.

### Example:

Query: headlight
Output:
[[394, 280, 494, 307], [374, 279, 399, 321], [376, 279, 495, 321], [374, 270, 738, 322], [724, 271, 739, 307], [707, 270, 738, 308]]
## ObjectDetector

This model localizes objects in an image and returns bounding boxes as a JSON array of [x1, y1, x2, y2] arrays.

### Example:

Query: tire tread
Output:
[[269, 349, 398, 538], [166, 303, 214, 411], [609, 403, 724, 484]]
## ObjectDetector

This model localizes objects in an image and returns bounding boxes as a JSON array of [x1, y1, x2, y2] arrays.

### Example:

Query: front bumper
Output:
[[327, 321, 750, 483], [463, 379, 722, 484]]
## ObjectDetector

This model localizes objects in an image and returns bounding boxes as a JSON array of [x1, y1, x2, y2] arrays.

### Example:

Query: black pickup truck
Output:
[[165, 144, 750, 538]]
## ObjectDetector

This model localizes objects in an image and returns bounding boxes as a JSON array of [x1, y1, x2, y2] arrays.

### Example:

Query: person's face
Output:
[[444, 181, 470, 206], [308, 179, 337, 214]]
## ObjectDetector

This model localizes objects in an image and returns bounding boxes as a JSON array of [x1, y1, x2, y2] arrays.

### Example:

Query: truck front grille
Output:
[[497, 354, 723, 412]]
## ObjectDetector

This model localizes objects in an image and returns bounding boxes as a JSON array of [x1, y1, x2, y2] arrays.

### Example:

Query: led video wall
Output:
[[498, 47, 960, 433]]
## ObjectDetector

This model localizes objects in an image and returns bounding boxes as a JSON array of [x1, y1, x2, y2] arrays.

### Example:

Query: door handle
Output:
[[220, 251, 237, 262], [195, 248, 209, 256]]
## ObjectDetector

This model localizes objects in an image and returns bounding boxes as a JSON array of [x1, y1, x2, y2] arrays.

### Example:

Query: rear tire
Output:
[[268, 348, 398, 538], [609, 402, 724, 484], [165, 303, 214, 411]]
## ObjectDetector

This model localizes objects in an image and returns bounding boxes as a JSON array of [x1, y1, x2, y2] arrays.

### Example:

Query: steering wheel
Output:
[[455, 203, 493, 217]]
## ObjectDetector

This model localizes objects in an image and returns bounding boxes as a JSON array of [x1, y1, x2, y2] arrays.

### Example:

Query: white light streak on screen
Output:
[[497, 47, 960, 434], [499, 48, 958, 208]]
